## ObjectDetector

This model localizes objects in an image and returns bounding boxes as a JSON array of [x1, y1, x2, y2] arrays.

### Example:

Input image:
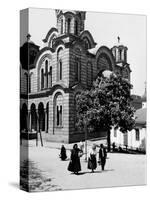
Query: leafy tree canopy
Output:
[[75, 74, 135, 133]]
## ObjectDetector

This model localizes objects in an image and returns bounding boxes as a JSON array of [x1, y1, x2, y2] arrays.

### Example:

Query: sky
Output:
[[21, 8, 146, 96]]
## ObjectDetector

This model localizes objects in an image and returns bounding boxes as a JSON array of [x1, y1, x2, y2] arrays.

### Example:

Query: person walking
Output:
[[99, 143, 107, 171], [59, 145, 67, 161], [87, 144, 97, 173], [67, 144, 82, 174]]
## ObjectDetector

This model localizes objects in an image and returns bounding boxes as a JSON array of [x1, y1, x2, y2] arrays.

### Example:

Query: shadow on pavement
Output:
[[102, 169, 114, 172], [69, 169, 114, 175]]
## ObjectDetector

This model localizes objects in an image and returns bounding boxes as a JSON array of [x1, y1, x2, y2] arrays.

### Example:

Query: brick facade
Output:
[[20, 9, 131, 143]]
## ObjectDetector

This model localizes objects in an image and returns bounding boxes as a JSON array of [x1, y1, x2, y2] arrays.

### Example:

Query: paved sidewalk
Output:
[[20, 137, 146, 191], [27, 145, 146, 191]]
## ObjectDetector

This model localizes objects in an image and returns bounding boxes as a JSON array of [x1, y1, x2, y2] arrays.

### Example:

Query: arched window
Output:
[[75, 59, 80, 82], [67, 18, 71, 34], [59, 60, 62, 80], [21, 103, 28, 130], [29, 73, 31, 93], [45, 60, 48, 88], [49, 34, 56, 48], [119, 49, 122, 61], [74, 92, 81, 130], [75, 20, 78, 35], [46, 102, 49, 133], [87, 62, 93, 86], [30, 103, 37, 131], [54, 93, 63, 128], [57, 48, 63, 81], [97, 53, 112, 74], [24, 73, 28, 94], [83, 38, 90, 49], [61, 19, 63, 34], [74, 48, 81, 82], [49, 66, 52, 87], [38, 102, 45, 131], [112, 48, 116, 60], [41, 69, 44, 89], [56, 105, 62, 126], [124, 50, 127, 62]]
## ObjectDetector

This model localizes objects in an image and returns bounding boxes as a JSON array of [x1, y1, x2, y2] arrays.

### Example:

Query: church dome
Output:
[[20, 34, 40, 70], [55, 9, 86, 36]]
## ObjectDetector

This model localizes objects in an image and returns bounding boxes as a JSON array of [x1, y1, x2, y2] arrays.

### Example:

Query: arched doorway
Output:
[[31, 103, 37, 131], [38, 102, 45, 131], [53, 92, 63, 134], [21, 103, 28, 131]]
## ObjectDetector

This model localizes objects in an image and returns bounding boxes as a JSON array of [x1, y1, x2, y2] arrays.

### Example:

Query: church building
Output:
[[20, 9, 131, 143]]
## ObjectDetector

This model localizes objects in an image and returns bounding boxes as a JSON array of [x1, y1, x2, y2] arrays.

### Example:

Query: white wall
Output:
[[111, 127, 146, 151]]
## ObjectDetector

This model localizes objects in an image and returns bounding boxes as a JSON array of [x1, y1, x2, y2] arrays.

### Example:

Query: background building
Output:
[[111, 89, 146, 152]]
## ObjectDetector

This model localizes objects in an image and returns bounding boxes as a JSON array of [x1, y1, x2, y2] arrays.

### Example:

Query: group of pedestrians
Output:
[[87, 143, 107, 173], [60, 142, 107, 175]]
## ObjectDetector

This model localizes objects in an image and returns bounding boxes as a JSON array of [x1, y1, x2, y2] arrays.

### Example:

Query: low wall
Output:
[[40, 130, 107, 144]]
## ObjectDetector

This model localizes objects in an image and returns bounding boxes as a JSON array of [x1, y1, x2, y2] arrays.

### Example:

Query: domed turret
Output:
[[55, 9, 86, 36], [111, 36, 128, 63], [20, 34, 39, 70]]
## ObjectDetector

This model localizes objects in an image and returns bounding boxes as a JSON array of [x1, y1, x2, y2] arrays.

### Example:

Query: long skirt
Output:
[[87, 155, 97, 170], [68, 158, 81, 173], [60, 152, 67, 160]]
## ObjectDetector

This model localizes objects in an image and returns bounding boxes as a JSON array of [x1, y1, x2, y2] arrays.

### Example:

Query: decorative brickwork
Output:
[[20, 9, 131, 143]]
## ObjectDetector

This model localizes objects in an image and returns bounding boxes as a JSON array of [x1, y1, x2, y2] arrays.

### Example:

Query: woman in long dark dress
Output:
[[59, 145, 67, 161], [67, 144, 81, 174], [87, 144, 97, 173]]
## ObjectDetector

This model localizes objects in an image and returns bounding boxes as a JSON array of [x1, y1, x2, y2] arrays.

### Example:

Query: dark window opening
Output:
[[41, 69, 44, 89], [67, 18, 71, 34], [25, 74, 28, 94], [57, 106, 59, 126], [119, 49, 122, 61], [124, 51, 127, 62], [49, 66, 52, 87], [45, 60, 48, 88], [56, 105, 62, 127], [135, 129, 140, 141], [59, 60, 62, 80], [60, 105, 62, 126], [29, 75, 31, 93], [61, 19, 63, 34], [75, 60, 80, 82], [114, 129, 117, 137], [87, 63, 92, 86], [75, 20, 78, 35]]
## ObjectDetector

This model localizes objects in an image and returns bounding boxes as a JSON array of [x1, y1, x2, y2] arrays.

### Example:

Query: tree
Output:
[[75, 73, 135, 152]]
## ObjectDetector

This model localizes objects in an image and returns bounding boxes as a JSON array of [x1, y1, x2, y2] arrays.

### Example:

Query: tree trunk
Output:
[[107, 129, 111, 152]]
